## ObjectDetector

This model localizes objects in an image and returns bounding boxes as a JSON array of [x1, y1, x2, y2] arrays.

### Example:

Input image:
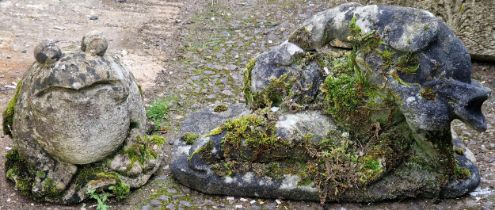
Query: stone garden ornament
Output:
[[172, 3, 491, 203], [3, 32, 165, 203]]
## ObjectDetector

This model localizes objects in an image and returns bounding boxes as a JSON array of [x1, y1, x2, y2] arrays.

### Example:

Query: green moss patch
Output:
[[213, 104, 228, 112], [3, 80, 23, 137], [5, 149, 65, 199], [5, 149, 34, 196], [181, 132, 200, 145], [135, 178, 194, 209], [420, 87, 436, 100], [188, 108, 414, 203], [244, 69, 296, 109], [210, 110, 308, 162], [454, 160, 472, 179], [124, 135, 166, 168]]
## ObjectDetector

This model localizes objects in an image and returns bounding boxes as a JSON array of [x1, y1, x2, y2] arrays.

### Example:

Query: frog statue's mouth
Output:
[[450, 81, 491, 132], [430, 79, 491, 132], [33, 80, 129, 103]]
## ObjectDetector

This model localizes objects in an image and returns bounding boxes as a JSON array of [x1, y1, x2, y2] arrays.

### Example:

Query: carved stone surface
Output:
[[172, 3, 491, 203], [357, 0, 495, 61], [3, 32, 165, 204]]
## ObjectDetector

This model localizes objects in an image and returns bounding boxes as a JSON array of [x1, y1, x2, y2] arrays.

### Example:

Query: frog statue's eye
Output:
[[81, 31, 108, 56], [34, 40, 62, 64]]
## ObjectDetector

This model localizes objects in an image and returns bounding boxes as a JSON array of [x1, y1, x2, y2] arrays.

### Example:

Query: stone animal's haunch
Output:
[[172, 3, 491, 203], [3, 32, 165, 204]]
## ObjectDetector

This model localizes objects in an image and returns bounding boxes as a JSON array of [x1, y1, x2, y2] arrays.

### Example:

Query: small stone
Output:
[[150, 200, 161, 207], [179, 200, 192, 207], [275, 199, 282, 205], [221, 89, 233, 96], [323, 67, 329, 75], [159, 195, 170, 201], [5, 84, 17, 89], [481, 145, 488, 152], [182, 187, 191, 194], [167, 188, 177, 194], [226, 64, 238, 71], [89, 16, 98, 20], [235, 204, 243, 209], [141, 205, 152, 210], [166, 203, 175, 210], [489, 143, 495, 150], [216, 52, 224, 59], [240, 198, 248, 202], [341, 132, 350, 138], [53, 26, 65, 30]]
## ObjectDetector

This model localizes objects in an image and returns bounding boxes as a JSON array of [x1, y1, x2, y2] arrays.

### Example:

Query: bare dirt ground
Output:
[[1, 0, 494, 209]]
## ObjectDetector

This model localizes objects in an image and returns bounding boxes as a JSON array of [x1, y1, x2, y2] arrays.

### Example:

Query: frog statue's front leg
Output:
[[172, 3, 490, 203]]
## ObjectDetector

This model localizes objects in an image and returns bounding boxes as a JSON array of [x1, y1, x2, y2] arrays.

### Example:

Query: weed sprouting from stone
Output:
[[87, 188, 110, 210], [146, 97, 175, 129]]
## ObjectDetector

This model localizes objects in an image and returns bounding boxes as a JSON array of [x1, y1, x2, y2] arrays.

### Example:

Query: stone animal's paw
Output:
[[109, 135, 166, 180]]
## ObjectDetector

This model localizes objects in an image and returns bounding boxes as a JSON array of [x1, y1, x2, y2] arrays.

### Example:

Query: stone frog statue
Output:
[[3, 32, 166, 204], [172, 3, 491, 203]]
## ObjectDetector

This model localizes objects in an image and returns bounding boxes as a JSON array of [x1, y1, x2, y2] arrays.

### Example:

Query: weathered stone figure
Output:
[[172, 3, 491, 203], [3, 32, 165, 204]]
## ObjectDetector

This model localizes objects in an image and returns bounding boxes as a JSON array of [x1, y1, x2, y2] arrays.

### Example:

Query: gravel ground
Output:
[[1, 0, 494, 209]]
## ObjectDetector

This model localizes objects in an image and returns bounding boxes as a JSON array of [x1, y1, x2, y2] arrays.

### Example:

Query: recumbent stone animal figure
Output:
[[171, 3, 491, 203]]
